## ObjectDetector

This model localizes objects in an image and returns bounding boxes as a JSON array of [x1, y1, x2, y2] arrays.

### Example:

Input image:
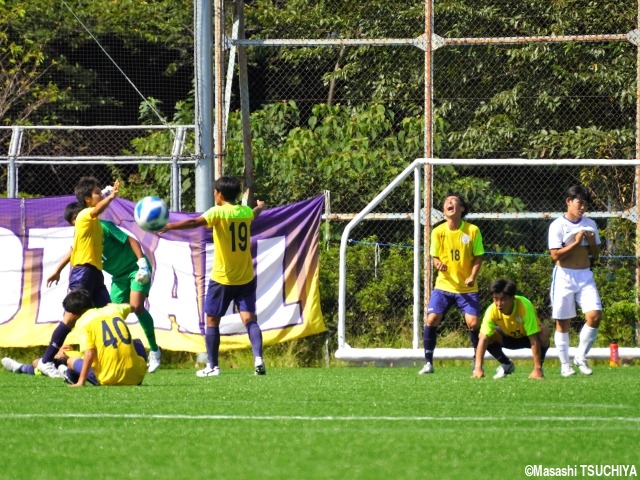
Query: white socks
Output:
[[576, 325, 598, 359], [554, 331, 570, 365]]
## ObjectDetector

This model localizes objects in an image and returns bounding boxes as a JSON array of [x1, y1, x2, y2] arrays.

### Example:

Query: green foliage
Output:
[[0, 1, 68, 124], [320, 238, 417, 348], [224, 101, 425, 210]]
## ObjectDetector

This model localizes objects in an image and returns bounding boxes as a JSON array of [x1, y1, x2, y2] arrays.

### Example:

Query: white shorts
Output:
[[550, 265, 602, 319]]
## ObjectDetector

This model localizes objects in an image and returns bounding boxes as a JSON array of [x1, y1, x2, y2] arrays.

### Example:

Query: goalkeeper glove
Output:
[[135, 257, 151, 284]]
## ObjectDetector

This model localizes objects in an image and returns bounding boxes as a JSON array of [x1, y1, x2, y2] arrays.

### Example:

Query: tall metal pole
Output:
[[636, 0, 640, 345], [194, 0, 214, 211], [423, 0, 434, 324], [213, 0, 225, 180], [7, 127, 22, 198], [236, 0, 256, 206]]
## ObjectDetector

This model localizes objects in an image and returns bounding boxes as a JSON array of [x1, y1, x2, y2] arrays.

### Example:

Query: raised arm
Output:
[[253, 200, 266, 219], [90, 180, 120, 218]]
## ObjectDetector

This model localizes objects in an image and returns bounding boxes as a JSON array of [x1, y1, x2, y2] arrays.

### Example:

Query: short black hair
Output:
[[565, 185, 592, 205], [62, 289, 93, 315], [74, 176, 102, 206], [444, 192, 469, 218], [214, 176, 241, 202], [63, 202, 84, 225], [489, 278, 517, 297]]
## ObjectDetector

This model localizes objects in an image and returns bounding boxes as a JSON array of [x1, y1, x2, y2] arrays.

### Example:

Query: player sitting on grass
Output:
[[38, 177, 119, 378], [57, 289, 148, 387], [47, 201, 161, 373], [160, 176, 266, 377], [472, 279, 550, 380]]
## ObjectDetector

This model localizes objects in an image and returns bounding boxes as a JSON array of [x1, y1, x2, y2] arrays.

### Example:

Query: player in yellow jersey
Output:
[[56, 290, 147, 386], [38, 177, 120, 378], [419, 193, 486, 375], [161, 176, 266, 376], [472, 279, 550, 380]]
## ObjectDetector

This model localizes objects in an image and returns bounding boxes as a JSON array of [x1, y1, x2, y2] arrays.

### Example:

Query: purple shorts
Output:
[[69, 264, 110, 308], [427, 289, 481, 317], [204, 278, 256, 317]]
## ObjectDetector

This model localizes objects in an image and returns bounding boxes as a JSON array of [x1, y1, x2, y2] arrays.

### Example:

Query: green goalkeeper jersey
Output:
[[100, 220, 138, 279]]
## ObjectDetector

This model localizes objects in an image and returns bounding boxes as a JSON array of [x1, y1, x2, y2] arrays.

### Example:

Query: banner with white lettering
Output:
[[0, 195, 326, 352]]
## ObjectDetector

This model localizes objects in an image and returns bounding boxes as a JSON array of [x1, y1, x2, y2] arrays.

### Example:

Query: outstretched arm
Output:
[[47, 248, 72, 287], [160, 216, 208, 233], [472, 334, 488, 378], [528, 333, 544, 380]]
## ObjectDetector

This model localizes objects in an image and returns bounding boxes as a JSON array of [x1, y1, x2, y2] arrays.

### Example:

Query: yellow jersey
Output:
[[430, 220, 484, 293], [480, 295, 541, 339], [202, 203, 255, 285], [71, 207, 103, 269], [75, 303, 147, 386]]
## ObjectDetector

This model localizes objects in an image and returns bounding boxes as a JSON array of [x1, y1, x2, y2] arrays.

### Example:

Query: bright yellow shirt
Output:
[[70, 207, 103, 269], [76, 303, 147, 386], [201, 203, 255, 285], [480, 295, 541, 339], [430, 220, 484, 293]]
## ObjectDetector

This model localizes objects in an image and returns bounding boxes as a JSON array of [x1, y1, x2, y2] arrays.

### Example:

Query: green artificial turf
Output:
[[0, 364, 638, 480]]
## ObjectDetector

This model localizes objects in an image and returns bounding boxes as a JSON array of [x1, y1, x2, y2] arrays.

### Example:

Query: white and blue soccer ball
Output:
[[134, 196, 169, 231]]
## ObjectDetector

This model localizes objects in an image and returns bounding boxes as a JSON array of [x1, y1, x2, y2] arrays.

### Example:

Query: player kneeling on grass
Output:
[[472, 279, 550, 380], [57, 289, 148, 387]]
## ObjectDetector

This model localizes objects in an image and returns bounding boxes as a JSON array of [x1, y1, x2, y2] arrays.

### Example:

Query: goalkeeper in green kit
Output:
[[47, 201, 162, 373]]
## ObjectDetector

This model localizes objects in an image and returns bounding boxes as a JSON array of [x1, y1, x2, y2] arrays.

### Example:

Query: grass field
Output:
[[0, 362, 638, 480]]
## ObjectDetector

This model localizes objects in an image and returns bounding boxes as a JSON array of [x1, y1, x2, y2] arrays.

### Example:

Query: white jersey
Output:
[[548, 215, 600, 250]]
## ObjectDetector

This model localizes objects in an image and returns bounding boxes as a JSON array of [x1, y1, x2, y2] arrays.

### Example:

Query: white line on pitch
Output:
[[0, 413, 639, 422]]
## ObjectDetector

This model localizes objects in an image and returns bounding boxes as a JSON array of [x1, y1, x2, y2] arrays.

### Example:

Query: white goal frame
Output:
[[335, 158, 640, 364]]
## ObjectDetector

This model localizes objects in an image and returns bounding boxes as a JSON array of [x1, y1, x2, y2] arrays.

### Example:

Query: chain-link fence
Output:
[[0, 126, 197, 211], [2, 1, 639, 352]]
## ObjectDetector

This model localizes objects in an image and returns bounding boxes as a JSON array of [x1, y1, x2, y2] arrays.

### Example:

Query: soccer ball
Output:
[[134, 196, 169, 231]]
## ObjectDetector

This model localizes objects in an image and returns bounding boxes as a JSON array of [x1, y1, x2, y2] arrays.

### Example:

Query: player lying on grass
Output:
[[472, 279, 550, 380], [58, 289, 148, 387], [47, 201, 161, 373]]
